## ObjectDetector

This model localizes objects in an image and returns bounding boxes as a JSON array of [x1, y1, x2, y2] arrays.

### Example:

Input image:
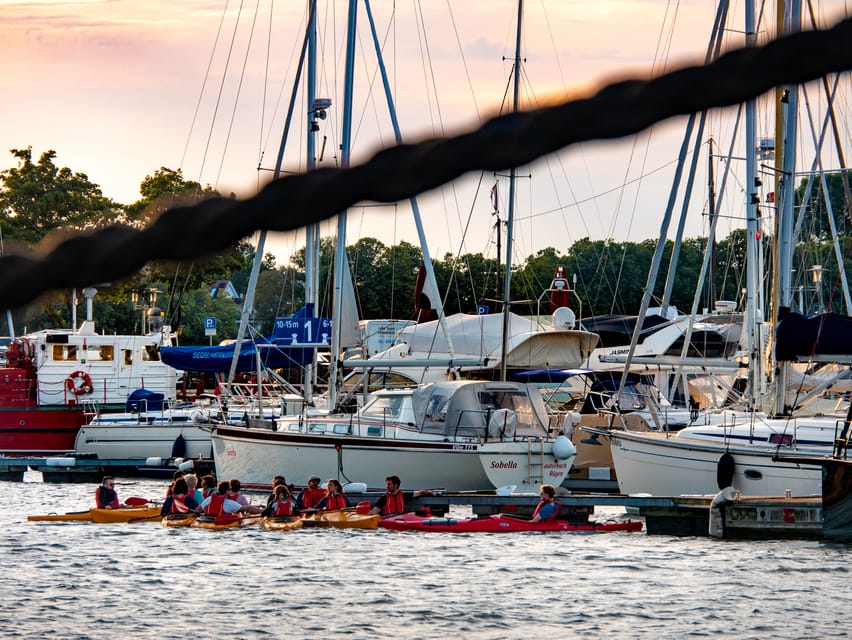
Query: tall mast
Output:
[[499, 0, 523, 382]]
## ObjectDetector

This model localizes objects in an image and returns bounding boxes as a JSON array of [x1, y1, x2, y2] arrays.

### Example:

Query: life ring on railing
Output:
[[66, 370, 93, 396]]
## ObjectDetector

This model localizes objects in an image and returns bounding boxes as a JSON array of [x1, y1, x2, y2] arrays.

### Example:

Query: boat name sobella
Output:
[[490, 460, 518, 469]]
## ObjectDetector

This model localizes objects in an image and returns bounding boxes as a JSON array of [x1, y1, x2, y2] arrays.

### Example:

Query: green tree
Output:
[[0, 148, 123, 247]]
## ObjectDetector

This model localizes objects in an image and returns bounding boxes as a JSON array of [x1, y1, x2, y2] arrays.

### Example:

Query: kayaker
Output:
[[530, 484, 560, 523], [296, 475, 327, 511], [184, 473, 203, 505], [165, 470, 186, 497], [261, 484, 299, 517], [228, 478, 263, 515], [314, 479, 349, 511], [200, 474, 217, 499], [370, 475, 433, 516], [95, 476, 126, 509], [265, 475, 294, 506], [160, 478, 198, 516], [196, 480, 243, 515]]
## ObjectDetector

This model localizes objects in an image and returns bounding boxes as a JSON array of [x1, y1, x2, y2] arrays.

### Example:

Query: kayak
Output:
[[260, 516, 303, 531], [380, 513, 644, 534], [161, 513, 197, 528], [28, 510, 94, 522], [321, 511, 379, 530], [191, 514, 261, 530], [90, 505, 161, 523]]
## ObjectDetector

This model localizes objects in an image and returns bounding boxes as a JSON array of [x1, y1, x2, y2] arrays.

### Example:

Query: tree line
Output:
[[1, 148, 848, 345]]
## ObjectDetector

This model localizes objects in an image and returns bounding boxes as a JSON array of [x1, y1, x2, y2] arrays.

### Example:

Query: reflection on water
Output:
[[3, 476, 850, 639]]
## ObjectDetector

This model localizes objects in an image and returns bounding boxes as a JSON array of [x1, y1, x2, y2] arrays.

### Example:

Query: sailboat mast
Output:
[[499, 0, 523, 382], [329, 0, 359, 407], [304, 0, 320, 404]]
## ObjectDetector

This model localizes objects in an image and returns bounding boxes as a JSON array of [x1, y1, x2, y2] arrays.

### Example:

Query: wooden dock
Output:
[[0, 455, 215, 482]]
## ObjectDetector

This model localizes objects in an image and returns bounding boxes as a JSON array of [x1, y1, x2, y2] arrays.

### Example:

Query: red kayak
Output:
[[380, 513, 643, 533]]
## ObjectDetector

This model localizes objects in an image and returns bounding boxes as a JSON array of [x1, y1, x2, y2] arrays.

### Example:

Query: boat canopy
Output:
[[408, 380, 550, 439], [776, 312, 852, 362]]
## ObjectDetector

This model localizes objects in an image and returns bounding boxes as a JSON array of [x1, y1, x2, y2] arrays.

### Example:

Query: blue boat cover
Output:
[[126, 388, 165, 412], [776, 311, 852, 361]]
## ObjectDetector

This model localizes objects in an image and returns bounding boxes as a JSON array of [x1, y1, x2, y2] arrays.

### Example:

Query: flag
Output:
[[491, 183, 499, 215]]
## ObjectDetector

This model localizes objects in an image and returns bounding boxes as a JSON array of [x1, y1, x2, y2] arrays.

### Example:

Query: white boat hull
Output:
[[75, 424, 213, 460], [609, 430, 822, 497], [211, 425, 572, 492]]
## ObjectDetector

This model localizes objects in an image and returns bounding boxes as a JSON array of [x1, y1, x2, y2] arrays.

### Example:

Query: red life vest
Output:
[[325, 493, 347, 510], [300, 487, 327, 509], [170, 494, 190, 514], [532, 498, 561, 523], [382, 491, 406, 515], [205, 493, 227, 515], [272, 498, 297, 516], [95, 487, 120, 509]]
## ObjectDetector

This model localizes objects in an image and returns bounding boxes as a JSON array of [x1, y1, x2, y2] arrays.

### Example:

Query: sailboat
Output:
[[594, 0, 850, 498], [210, 0, 578, 492]]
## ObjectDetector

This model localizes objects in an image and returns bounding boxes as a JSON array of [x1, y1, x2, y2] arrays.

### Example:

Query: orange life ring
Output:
[[66, 370, 93, 396]]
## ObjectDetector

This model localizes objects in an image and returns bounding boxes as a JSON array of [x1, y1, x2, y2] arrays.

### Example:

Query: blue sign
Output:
[[204, 317, 217, 330], [273, 317, 332, 345], [476, 305, 489, 315]]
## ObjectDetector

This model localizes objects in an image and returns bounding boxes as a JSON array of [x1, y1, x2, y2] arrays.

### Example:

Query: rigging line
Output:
[[198, 0, 247, 184], [414, 0, 444, 137], [258, 0, 273, 192], [445, 0, 481, 125], [180, 0, 231, 172], [215, 0, 263, 190]]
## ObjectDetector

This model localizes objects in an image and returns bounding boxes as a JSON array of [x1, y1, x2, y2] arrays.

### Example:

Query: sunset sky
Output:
[[0, 1, 849, 266]]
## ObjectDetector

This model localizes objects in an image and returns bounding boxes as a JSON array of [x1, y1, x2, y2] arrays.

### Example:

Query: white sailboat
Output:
[[210, 0, 578, 492], [597, 0, 850, 498]]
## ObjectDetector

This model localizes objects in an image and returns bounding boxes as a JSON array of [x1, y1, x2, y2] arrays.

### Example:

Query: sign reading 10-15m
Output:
[[274, 317, 332, 346]]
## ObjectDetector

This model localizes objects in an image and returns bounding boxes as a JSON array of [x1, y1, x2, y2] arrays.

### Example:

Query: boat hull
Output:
[[27, 510, 93, 522], [609, 430, 823, 497], [191, 514, 260, 529], [260, 516, 304, 531], [89, 505, 161, 523], [161, 513, 197, 527], [379, 513, 643, 533], [0, 407, 85, 455], [74, 424, 213, 460], [211, 425, 572, 492]]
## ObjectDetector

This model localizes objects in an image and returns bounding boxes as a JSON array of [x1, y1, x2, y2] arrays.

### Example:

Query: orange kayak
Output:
[[191, 514, 261, 529], [28, 510, 94, 522]]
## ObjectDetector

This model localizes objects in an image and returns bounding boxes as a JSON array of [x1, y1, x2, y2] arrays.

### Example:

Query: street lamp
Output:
[[809, 264, 824, 314]]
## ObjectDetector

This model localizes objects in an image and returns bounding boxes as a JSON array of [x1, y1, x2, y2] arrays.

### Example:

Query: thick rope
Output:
[[2, 17, 852, 310]]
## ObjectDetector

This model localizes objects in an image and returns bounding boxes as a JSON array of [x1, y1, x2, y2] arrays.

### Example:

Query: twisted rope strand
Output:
[[2, 17, 852, 309]]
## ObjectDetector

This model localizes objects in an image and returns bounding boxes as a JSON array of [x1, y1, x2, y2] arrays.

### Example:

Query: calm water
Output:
[[2, 475, 850, 640]]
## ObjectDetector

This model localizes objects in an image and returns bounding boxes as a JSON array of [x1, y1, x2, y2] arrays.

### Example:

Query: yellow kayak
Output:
[[90, 505, 161, 523], [321, 511, 379, 530], [161, 513, 197, 527], [260, 516, 304, 531], [28, 510, 94, 522], [191, 514, 261, 529]]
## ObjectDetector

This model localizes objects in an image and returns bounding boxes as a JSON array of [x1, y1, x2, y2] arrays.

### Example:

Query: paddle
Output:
[[128, 513, 164, 524], [125, 497, 150, 506]]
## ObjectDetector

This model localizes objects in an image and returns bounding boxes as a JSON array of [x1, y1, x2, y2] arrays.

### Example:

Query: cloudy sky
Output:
[[0, 1, 848, 266]]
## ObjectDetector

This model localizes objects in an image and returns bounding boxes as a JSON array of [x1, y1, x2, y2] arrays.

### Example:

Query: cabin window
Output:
[[142, 345, 160, 362], [309, 423, 327, 433], [332, 424, 350, 435], [52, 345, 78, 361], [367, 426, 382, 436], [86, 345, 114, 362], [362, 396, 404, 420], [425, 394, 449, 422], [123, 349, 133, 366]]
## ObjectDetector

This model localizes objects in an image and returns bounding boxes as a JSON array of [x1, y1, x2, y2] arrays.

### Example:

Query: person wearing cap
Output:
[[296, 475, 327, 511]]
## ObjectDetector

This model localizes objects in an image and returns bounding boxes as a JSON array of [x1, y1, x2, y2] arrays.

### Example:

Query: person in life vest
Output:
[[369, 475, 433, 516], [265, 475, 295, 507], [195, 480, 243, 515], [296, 475, 327, 511], [165, 470, 186, 498], [95, 476, 126, 509], [261, 484, 299, 517], [530, 484, 561, 523], [227, 478, 263, 514], [160, 478, 198, 516], [184, 473, 203, 506], [200, 474, 217, 499], [314, 479, 349, 511]]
